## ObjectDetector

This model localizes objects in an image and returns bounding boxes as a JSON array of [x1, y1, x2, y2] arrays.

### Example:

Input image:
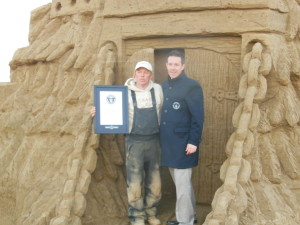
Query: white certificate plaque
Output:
[[94, 85, 128, 133]]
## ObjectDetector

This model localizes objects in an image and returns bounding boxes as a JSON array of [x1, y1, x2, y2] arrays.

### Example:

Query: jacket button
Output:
[[166, 97, 169, 101], [169, 87, 172, 90], [162, 122, 166, 125], [164, 110, 167, 113]]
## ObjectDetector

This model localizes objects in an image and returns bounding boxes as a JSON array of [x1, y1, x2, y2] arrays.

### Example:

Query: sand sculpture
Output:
[[1, 0, 300, 225]]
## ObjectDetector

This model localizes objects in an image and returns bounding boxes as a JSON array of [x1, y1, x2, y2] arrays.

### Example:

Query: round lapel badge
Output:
[[107, 95, 116, 104], [173, 102, 180, 110]]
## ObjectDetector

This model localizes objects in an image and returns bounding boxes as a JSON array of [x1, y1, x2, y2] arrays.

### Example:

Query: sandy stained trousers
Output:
[[169, 168, 196, 225], [126, 135, 161, 224]]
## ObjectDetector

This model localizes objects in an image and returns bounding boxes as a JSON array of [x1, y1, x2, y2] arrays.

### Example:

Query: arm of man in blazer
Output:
[[185, 83, 204, 155]]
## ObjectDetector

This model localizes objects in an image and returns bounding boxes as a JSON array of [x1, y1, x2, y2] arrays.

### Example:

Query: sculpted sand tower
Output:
[[1, 0, 300, 225]]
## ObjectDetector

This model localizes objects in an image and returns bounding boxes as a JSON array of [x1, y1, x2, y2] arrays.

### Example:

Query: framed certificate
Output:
[[94, 85, 129, 134]]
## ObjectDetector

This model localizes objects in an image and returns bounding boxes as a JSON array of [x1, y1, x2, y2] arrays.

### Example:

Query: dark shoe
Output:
[[166, 219, 197, 225], [166, 221, 179, 225]]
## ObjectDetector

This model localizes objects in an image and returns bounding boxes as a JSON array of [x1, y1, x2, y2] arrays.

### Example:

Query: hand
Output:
[[90, 106, 96, 118], [185, 144, 197, 155]]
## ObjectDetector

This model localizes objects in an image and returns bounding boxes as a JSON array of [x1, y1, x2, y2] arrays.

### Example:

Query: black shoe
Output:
[[166, 221, 179, 225], [166, 219, 197, 225]]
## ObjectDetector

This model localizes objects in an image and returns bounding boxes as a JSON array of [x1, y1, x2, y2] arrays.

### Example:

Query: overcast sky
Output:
[[0, 0, 51, 82]]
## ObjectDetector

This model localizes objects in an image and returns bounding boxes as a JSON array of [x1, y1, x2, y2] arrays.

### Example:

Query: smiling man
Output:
[[160, 50, 204, 225], [124, 61, 164, 225], [91, 61, 163, 225]]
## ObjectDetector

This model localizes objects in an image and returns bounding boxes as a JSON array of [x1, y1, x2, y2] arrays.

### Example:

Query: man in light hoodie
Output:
[[92, 61, 163, 225], [125, 61, 163, 225]]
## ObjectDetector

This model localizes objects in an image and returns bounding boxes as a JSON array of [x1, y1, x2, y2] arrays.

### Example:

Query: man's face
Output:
[[166, 56, 185, 79], [134, 67, 152, 88]]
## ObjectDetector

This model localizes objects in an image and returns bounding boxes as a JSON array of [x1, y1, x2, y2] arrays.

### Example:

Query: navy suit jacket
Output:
[[160, 72, 204, 168]]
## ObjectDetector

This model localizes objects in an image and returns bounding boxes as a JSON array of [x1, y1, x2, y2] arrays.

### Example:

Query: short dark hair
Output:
[[167, 49, 185, 64]]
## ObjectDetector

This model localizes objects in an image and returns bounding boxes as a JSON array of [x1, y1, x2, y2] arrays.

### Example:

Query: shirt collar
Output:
[[168, 71, 186, 83]]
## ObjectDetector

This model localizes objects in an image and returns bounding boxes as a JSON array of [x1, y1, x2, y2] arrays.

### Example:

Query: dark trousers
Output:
[[125, 135, 161, 224]]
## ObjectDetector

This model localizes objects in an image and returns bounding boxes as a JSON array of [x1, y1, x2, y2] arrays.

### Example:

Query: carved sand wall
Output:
[[204, 1, 300, 224], [1, 1, 127, 225], [1, 0, 300, 225]]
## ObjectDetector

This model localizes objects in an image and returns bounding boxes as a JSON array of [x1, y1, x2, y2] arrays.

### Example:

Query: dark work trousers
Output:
[[126, 88, 161, 224]]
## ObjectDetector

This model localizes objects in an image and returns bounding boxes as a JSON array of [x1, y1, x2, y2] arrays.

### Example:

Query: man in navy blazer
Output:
[[160, 50, 204, 225]]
